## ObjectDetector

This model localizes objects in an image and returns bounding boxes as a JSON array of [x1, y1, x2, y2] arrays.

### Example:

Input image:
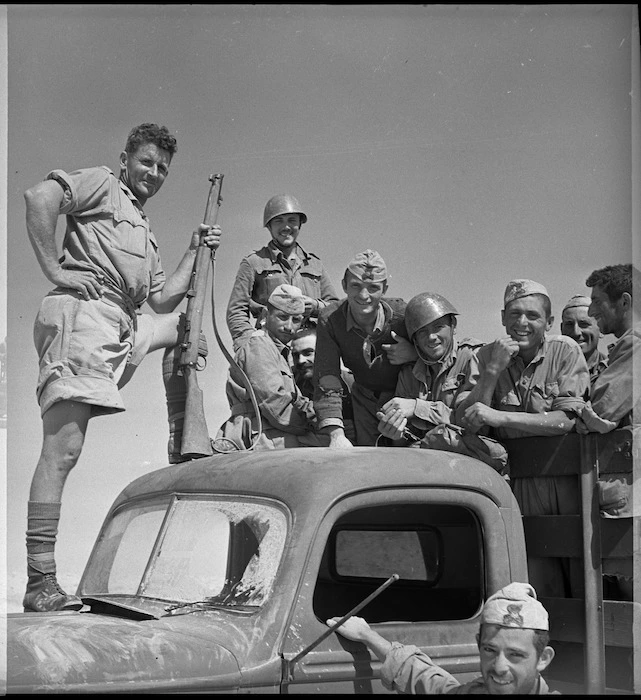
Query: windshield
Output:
[[79, 496, 288, 608]]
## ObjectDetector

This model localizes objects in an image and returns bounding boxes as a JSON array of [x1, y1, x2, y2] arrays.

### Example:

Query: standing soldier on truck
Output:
[[328, 581, 558, 695], [313, 250, 417, 448], [454, 279, 590, 597], [226, 194, 339, 350], [23, 123, 222, 613]]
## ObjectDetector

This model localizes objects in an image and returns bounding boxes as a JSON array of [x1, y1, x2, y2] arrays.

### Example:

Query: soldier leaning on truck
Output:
[[312, 249, 418, 447], [577, 264, 641, 600], [328, 582, 558, 695], [226, 194, 339, 351], [24, 123, 222, 613], [454, 279, 590, 598], [578, 264, 641, 438], [216, 284, 330, 450], [375, 291, 484, 445]]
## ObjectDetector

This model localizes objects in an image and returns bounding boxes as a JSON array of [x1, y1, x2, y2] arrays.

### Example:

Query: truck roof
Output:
[[112, 446, 515, 514]]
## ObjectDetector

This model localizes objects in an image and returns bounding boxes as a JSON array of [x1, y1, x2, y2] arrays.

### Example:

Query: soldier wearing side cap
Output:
[[313, 250, 417, 448], [560, 294, 607, 385], [216, 284, 330, 450], [376, 291, 484, 446], [327, 582, 558, 694], [226, 194, 339, 351], [454, 279, 590, 598]]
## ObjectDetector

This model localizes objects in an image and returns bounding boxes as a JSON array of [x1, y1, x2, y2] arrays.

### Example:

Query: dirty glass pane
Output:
[[81, 500, 169, 594], [141, 499, 287, 606], [335, 529, 439, 581], [108, 507, 167, 593]]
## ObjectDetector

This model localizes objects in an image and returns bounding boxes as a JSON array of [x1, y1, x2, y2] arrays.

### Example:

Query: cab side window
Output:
[[313, 503, 482, 623]]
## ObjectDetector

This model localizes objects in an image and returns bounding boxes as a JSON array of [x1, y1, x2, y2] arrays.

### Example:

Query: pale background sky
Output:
[[4, 4, 639, 612]]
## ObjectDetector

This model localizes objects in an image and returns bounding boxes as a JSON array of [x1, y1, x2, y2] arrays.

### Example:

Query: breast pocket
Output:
[[528, 381, 559, 413], [255, 269, 287, 304], [299, 270, 322, 297], [92, 210, 149, 260]]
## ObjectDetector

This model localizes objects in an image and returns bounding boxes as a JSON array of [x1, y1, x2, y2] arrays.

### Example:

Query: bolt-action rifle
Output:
[[179, 173, 224, 458]]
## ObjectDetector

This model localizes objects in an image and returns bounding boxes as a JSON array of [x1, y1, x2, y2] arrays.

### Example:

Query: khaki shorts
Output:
[[33, 290, 155, 417]]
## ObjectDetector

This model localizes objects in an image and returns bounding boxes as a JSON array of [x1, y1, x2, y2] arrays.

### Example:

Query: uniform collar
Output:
[[412, 340, 458, 381], [266, 240, 312, 263], [113, 168, 148, 218], [586, 347, 607, 372], [510, 335, 548, 368], [346, 300, 389, 335]]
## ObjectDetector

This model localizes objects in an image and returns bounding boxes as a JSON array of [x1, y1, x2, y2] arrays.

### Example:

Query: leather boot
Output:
[[23, 571, 83, 613]]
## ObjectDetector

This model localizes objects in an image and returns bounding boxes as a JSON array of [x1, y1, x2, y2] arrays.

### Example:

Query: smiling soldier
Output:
[[313, 250, 417, 447], [226, 194, 339, 350], [24, 123, 222, 612], [375, 291, 483, 446], [328, 582, 558, 695], [454, 279, 589, 598], [560, 294, 607, 385]]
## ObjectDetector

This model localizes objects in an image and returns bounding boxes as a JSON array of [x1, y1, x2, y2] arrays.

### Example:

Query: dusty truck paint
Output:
[[7, 446, 528, 694], [10, 612, 241, 693]]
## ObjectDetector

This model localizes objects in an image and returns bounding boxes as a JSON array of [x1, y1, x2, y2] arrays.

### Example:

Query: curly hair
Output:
[[585, 264, 637, 303], [124, 123, 177, 157]]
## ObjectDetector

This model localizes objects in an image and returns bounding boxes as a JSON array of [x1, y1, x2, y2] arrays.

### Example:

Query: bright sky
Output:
[[5, 4, 639, 611]]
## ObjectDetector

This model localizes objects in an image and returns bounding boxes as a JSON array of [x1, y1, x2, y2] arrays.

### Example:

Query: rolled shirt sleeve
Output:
[[380, 642, 461, 694], [45, 166, 166, 305]]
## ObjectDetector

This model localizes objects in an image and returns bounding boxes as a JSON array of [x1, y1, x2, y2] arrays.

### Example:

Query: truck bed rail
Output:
[[504, 428, 638, 694]]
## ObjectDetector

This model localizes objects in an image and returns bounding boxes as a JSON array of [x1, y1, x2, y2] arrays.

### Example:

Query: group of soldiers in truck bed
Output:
[[22, 124, 638, 627]]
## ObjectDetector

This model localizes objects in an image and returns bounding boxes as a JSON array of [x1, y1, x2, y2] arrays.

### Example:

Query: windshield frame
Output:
[[78, 492, 291, 610]]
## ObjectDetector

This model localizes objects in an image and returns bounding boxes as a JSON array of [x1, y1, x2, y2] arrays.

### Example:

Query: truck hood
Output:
[[7, 607, 242, 693]]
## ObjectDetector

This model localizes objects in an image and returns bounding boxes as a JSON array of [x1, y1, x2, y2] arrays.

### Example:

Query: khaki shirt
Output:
[[225, 330, 315, 434], [46, 166, 165, 307], [586, 348, 608, 385], [381, 642, 559, 694], [459, 335, 589, 440], [226, 241, 338, 349], [591, 325, 641, 426], [396, 338, 483, 434]]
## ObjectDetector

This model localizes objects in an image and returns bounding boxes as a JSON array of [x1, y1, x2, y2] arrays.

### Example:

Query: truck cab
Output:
[[8, 446, 527, 694]]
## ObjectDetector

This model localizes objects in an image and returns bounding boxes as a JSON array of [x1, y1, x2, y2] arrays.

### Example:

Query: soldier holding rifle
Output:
[[24, 123, 221, 613]]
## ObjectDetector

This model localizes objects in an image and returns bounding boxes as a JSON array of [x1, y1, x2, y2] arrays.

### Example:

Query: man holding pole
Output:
[[327, 582, 557, 695], [24, 123, 221, 612]]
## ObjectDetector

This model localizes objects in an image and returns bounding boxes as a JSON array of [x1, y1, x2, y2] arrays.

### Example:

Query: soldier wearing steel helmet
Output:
[[226, 194, 339, 350], [376, 291, 483, 445]]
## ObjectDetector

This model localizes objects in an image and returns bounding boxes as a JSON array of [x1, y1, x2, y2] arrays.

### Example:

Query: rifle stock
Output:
[[180, 173, 224, 457]]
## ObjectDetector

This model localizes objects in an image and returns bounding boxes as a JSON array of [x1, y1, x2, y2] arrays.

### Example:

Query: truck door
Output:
[[281, 487, 515, 694]]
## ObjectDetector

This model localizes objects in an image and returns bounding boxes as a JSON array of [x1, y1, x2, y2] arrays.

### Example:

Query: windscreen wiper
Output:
[[163, 599, 256, 616]]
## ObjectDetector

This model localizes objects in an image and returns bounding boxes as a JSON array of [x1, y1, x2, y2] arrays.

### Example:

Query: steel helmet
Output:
[[263, 194, 308, 228], [405, 292, 458, 340]]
